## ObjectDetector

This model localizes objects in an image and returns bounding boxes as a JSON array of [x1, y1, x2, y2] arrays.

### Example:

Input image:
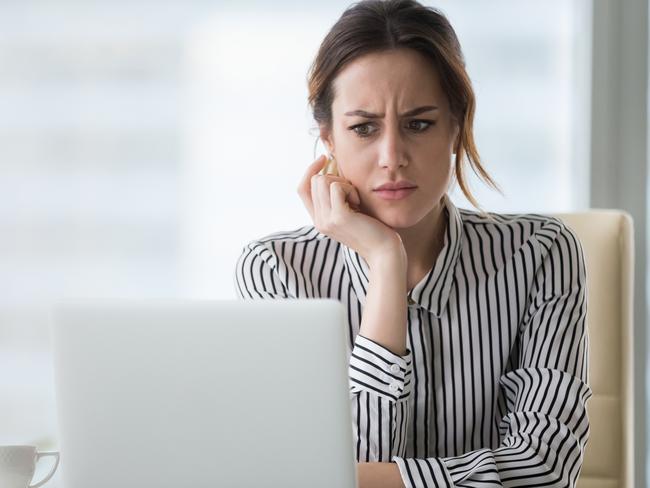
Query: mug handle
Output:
[[29, 451, 60, 488]]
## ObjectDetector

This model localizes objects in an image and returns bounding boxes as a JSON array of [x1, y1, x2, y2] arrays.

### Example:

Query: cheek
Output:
[[424, 165, 453, 190], [426, 137, 453, 157], [337, 161, 365, 185]]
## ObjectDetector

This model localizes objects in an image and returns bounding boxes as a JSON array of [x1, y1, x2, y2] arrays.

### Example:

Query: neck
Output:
[[396, 196, 448, 286]]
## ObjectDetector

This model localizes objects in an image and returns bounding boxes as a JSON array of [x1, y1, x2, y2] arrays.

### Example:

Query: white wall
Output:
[[0, 2, 592, 486]]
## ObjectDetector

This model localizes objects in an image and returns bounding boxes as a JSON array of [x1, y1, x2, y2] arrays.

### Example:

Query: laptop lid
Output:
[[50, 299, 356, 488]]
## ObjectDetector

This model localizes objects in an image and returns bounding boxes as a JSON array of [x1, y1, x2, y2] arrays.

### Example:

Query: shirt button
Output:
[[390, 364, 401, 374], [389, 383, 399, 393]]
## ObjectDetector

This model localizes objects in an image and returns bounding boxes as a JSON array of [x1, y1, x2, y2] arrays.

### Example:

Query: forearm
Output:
[[360, 250, 408, 356], [357, 462, 405, 488]]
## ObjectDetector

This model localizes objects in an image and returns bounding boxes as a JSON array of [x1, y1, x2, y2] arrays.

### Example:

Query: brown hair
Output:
[[306, 0, 503, 214]]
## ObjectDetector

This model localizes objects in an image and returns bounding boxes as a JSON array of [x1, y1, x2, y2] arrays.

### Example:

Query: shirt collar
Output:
[[342, 193, 463, 317]]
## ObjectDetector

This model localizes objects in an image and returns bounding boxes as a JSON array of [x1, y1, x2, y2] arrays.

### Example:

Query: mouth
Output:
[[372, 187, 417, 201]]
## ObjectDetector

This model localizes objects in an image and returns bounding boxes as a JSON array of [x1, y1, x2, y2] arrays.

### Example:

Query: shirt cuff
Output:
[[348, 333, 412, 401], [392, 456, 454, 488]]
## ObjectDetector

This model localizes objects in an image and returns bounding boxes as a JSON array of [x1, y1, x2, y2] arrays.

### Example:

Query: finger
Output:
[[310, 174, 321, 220], [330, 181, 354, 213], [310, 174, 350, 224], [311, 174, 335, 223], [315, 174, 332, 216], [331, 181, 361, 211], [323, 176, 361, 208], [298, 155, 327, 218], [298, 154, 327, 196]]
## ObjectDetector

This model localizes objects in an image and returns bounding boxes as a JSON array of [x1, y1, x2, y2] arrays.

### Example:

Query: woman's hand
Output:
[[297, 155, 405, 266]]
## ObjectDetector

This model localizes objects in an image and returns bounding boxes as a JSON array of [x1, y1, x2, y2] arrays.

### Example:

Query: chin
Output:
[[374, 208, 425, 229]]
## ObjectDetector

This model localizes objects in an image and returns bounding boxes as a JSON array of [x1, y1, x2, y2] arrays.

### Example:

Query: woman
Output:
[[235, 1, 592, 487]]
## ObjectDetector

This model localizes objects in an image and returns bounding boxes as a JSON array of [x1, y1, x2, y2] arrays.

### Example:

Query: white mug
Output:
[[0, 446, 59, 488]]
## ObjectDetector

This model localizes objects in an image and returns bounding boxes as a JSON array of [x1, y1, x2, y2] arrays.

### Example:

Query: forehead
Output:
[[331, 48, 445, 110]]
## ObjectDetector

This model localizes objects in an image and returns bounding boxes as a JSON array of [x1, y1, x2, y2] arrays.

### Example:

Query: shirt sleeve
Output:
[[391, 220, 594, 487], [349, 333, 414, 462], [235, 239, 416, 463], [234, 240, 291, 300]]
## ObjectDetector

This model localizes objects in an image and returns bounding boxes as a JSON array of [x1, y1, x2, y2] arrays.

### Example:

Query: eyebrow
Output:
[[343, 105, 439, 118]]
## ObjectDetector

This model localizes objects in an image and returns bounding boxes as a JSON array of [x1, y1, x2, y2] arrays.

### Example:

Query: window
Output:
[[0, 2, 592, 486]]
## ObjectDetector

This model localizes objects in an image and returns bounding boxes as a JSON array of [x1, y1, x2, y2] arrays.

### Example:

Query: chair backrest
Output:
[[551, 210, 634, 488]]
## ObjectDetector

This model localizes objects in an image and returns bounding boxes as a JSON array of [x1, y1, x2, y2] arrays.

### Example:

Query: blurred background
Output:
[[0, 0, 647, 486]]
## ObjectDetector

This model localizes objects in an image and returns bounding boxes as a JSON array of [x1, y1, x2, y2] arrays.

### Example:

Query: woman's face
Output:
[[320, 48, 459, 229]]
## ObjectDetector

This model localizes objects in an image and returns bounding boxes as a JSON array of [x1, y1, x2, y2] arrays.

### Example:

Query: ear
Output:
[[319, 125, 335, 156]]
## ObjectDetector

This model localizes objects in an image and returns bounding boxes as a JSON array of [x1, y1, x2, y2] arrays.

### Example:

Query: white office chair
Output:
[[552, 211, 634, 488]]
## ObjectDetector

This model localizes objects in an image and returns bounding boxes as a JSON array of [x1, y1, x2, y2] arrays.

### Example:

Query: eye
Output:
[[349, 122, 377, 138], [348, 119, 436, 139], [407, 119, 435, 132]]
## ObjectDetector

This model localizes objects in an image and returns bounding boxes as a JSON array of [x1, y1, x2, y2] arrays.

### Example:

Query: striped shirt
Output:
[[234, 192, 592, 487]]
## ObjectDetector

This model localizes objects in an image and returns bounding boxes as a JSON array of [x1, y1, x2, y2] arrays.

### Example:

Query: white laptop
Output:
[[50, 299, 357, 488]]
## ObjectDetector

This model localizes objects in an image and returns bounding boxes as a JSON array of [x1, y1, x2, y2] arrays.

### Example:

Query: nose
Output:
[[377, 122, 408, 171]]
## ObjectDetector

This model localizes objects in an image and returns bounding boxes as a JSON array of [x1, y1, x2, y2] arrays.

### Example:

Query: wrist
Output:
[[366, 241, 407, 271]]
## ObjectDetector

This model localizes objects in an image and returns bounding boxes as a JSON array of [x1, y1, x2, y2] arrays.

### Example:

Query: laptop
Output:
[[50, 299, 357, 488]]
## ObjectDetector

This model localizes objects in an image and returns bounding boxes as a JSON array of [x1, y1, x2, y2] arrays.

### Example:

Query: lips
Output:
[[373, 180, 417, 191], [373, 187, 417, 201]]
